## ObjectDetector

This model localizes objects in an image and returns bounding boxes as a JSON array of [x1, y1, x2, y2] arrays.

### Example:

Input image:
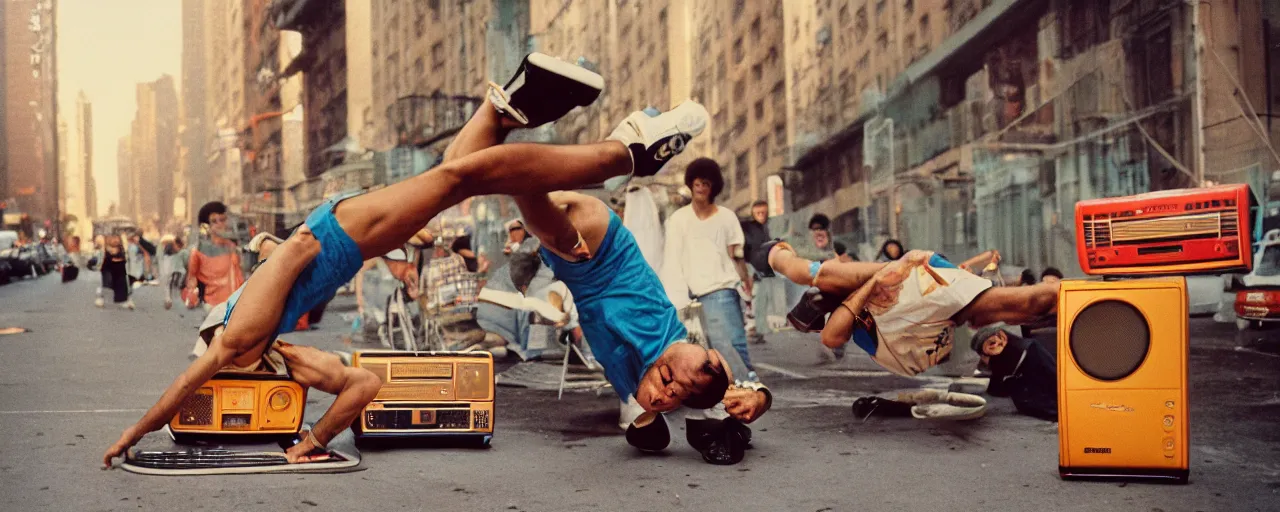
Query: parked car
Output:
[[0, 258, 12, 285], [0, 247, 41, 278], [1232, 229, 1280, 330]]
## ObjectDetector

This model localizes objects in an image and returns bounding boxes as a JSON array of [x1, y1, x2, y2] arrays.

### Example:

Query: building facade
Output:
[[3, 0, 59, 231], [181, 0, 208, 222], [129, 76, 180, 231]]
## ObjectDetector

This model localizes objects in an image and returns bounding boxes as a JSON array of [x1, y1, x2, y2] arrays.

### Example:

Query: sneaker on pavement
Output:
[[605, 100, 709, 191], [625, 412, 671, 453], [489, 52, 604, 128]]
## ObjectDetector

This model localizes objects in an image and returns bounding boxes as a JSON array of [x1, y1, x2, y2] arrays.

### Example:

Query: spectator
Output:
[[96, 235, 133, 310], [877, 239, 905, 262], [662, 158, 757, 381], [125, 233, 149, 289], [185, 201, 245, 310], [451, 233, 488, 273], [503, 219, 539, 255], [159, 235, 188, 310], [741, 200, 780, 342], [833, 241, 856, 263], [1019, 268, 1037, 286], [971, 326, 1058, 421], [1040, 267, 1064, 284]]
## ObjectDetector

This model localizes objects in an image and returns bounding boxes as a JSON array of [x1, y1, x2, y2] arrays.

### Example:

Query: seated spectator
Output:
[[1040, 267, 1064, 284], [971, 326, 1057, 421]]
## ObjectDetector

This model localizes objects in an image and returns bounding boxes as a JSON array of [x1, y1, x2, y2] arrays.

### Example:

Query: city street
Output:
[[0, 275, 1276, 511]]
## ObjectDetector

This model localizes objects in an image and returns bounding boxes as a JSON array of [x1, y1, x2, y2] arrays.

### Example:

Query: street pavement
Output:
[[1, 274, 1278, 511]]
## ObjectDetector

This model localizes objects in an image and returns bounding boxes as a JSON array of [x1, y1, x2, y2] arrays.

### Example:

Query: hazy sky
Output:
[[56, 0, 181, 216]]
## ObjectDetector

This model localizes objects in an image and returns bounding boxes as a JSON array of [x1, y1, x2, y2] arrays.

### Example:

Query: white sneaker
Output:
[[247, 232, 285, 254], [94, 298, 104, 308], [121, 301, 136, 310], [605, 100, 710, 190]]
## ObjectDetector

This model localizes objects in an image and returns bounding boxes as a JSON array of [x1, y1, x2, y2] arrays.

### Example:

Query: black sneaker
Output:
[[625, 412, 671, 453], [788, 287, 844, 333], [686, 418, 749, 465], [604, 100, 709, 190], [488, 52, 604, 128]]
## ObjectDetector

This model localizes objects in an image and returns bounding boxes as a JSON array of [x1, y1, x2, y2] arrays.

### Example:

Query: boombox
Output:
[[1057, 277, 1189, 483], [351, 350, 494, 445], [1076, 184, 1253, 275], [169, 362, 306, 443]]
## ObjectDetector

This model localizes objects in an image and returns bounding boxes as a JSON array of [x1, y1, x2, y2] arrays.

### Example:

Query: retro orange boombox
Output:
[[1075, 184, 1255, 275]]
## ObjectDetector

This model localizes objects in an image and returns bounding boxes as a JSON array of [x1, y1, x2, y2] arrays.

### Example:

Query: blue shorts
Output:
[[222, 196, 365, 336]]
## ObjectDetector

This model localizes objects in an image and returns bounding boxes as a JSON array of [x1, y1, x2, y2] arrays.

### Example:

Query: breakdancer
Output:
[[103, 54, 716, 467]]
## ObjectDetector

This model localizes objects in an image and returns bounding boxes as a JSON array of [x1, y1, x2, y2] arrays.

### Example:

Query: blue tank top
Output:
[[540, 211, 687, 399]]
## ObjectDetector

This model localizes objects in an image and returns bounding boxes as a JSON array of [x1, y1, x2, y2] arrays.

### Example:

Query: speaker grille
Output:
[[1069, 300, 1151, 381]]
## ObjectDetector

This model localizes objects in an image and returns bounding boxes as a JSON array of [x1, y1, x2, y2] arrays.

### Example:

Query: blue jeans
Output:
[[699, 288, 755, 379]]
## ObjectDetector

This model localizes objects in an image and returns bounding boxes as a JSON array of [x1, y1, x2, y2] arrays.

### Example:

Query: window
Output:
[[732, 0, 746, 22], [428, 0, 440, 20], [752, 62, 763, 82], [904, 34, 916, 60], [857, 53, 870, 72], [877, 31, 889, 51], [735, 152, 751, 190], [660, 59, 669, 85], [414, 57, 424, 77], [855, 7, 869, 41], [431, 42, 444, 67], [774, 122, 786, 148], [754, 100, 764, 120], [771, 80, 785, 112], [920, 14, 930, 35], [750, 16, 761, 44], [839, 4, 849, 25], [716, 55, 726, 80], [904, 0, 914, 16], [767, 45, 779, 67], [733, 114, 746, 137], [875, 0, 887, 14], [733, 37, 744, 63], [734, 79, 745, 102], [713, 110, 727, 129], [756, 137, 769, 166]]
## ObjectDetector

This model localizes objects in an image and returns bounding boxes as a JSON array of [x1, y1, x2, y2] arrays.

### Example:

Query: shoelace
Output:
[[487, 80, 528, 125]]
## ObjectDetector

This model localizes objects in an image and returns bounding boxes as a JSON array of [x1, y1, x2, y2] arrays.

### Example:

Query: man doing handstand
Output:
[[102, 54, 711, 467]]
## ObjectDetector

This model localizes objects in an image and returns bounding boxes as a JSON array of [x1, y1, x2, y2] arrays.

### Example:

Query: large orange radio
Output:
[[1058, 277, 1189, 483], [350, 351, 494, 446], [1075, 184, 1254, 275]]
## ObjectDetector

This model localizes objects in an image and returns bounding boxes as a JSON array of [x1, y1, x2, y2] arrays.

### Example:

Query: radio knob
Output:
[[1165, 400, 1175, 409]]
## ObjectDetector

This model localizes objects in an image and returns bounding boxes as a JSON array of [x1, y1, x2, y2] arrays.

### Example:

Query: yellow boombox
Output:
[[351, 350, 495, 446], [168, 358, 306, 443]]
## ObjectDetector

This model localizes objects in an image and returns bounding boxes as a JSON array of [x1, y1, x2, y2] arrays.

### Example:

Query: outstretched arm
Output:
[[276, 343, 381, 463], [102, 340, 238, 467], [958, 249, 1000, 273]]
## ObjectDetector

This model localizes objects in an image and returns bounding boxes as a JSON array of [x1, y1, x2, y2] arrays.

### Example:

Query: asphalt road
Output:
[[1, 274, 1278, 511]]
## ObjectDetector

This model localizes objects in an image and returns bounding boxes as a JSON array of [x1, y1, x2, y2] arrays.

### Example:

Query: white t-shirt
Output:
[[661, 204, 745, 310]]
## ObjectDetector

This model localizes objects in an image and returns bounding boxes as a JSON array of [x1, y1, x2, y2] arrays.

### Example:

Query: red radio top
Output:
[[1075, 184, 1254, 276]]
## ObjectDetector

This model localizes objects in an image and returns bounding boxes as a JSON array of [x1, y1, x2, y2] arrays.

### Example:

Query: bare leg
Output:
[[952, 281, 1060, 327], [767, 245, 885, 295], [276, 343, 381, 462], [221, 227, 322, 368], [335, 139, 630, 258]]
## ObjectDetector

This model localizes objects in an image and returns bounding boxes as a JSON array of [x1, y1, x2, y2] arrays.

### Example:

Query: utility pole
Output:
[[1189, 0, 1206, 186]]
